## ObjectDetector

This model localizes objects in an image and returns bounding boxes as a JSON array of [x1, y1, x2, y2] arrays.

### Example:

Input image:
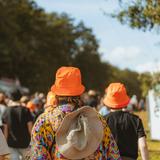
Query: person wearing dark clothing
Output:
[[86, 90, 99, 109], [103, 83, 149, 160], [105, 111, 145, 159], [0, 92, 7, 131], [2, 102, 33, 160]]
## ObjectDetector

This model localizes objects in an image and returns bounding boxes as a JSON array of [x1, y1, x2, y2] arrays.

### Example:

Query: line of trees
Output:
[[0, 0, 150, 98]]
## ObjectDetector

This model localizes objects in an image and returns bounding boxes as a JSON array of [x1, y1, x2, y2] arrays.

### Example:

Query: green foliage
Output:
[[136, 111, 160, 160], [0, 0, 144, 97], [112, 0, 160, 31], [138, 72, 152, 97]]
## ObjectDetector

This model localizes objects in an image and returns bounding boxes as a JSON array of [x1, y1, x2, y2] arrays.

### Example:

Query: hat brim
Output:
[[103, 97, 130, 109], [56, 106, 104, 159], [51, 84, 85, 96]]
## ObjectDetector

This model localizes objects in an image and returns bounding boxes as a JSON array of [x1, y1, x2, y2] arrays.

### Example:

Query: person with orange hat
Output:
[[103, 83, 149, 160], [30, 66, 121, 160]]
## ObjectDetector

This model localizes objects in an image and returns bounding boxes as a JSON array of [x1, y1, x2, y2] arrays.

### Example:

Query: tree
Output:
[[0, 0, 80, 91], [138, 72, 152, 97], [0, 0, 114, 93], [112, 0, 160, 31], [0, 0, 144, 97]]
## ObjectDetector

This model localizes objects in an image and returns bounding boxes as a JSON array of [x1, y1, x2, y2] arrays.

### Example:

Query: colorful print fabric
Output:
[[31, 106, 121, 160]]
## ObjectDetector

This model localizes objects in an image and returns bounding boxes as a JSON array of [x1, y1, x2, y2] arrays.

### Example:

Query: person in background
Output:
[[26, 98, 43, 122], [80, 92, 89, 106], [138, 98, 145, 111], [38, 92, 46, 105], [99, 97, 110, 117], [26, 101, 36, 115], [30, 66, 121, 160], [0, 128, 10, 160], [0, 92, 7, 131], [2, 93, 33, 160], [130, 95, 138, 111], [20, 96, 29, 107], [86, 90, 99, 110], [104, 83, 149, 160], [32, 97, 44, 120]]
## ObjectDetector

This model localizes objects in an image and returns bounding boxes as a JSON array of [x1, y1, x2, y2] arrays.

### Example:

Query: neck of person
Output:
[[110, 109, 123, 112]]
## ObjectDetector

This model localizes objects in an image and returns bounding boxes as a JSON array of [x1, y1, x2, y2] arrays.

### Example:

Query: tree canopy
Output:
[[112, 0, 160, 31], [0, 0, 146, 98]]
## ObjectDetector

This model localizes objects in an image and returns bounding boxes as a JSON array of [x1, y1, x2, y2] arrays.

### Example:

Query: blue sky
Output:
[[34, 0, 160, 73]]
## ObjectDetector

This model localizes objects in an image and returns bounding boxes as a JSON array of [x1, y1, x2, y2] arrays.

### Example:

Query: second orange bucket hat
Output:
[[51, 66, 85, 96], [103, 83, 130, 109]]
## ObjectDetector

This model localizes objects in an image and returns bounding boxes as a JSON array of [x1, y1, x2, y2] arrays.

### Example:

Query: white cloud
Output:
[[101, 46, 160, 73], [110, 46, 140, 62], [135, 62, 160, 73], [102, 46, 141, 67]]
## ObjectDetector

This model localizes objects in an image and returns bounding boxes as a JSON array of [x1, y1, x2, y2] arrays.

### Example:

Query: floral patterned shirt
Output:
[[31, 105, 121, 160]]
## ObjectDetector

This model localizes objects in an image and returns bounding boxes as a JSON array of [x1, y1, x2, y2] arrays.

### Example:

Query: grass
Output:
[[135, 111, 160, 160]]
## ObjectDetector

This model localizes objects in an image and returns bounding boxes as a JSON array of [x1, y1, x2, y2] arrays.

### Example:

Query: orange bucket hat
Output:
[[103, 83, 130, 109], [45, 91, 56, 107], [51, 66, 85, 96]]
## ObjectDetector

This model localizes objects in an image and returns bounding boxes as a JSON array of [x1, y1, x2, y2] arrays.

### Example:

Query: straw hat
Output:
[[56, 106, 104, 159], [103, 83, 130, 109], [51, 66, 85, 96]]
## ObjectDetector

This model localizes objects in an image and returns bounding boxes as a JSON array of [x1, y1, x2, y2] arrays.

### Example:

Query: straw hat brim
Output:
[[56, 106, 104, 159]]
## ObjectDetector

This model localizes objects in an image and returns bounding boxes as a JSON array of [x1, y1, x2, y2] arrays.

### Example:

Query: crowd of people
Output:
[[0, 66, 149, 160]]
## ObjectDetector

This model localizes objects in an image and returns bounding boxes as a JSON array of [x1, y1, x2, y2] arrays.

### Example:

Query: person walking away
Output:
[[2, 94, 33, 160], [0, 128, 10, 160], [138, 99, 145, 111], [130, 95, 138, 111], [104, 83, 149, 160], [86, 90, 99, 110], [30, 66, 121, 160]]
